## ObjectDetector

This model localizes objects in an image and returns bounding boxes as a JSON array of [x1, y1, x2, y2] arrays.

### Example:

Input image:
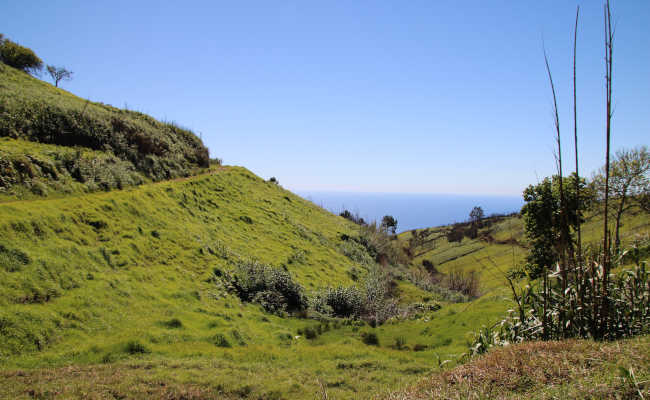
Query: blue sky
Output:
[[2, 1, 649, 195]]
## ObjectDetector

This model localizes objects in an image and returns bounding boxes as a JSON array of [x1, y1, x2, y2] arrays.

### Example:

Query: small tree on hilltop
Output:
[[381, 215, 398, 235], [469, 206, 484, 226], [0, 37, 43, 74], [46, 65, 73, 87]]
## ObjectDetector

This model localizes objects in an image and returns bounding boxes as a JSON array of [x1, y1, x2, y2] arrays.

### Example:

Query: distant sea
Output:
[[296, 191, 524, 233]]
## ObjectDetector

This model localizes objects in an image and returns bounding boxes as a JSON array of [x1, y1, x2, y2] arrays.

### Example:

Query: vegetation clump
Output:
[[0, 35, 42, 74], [124, 341, 149, 355], [312, 286, 364, 318], [222, 260, 308, 314], [360, 331, 379, 346], [0, 62, 210, 186]]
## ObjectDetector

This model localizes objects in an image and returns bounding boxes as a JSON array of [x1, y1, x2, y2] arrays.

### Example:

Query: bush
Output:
[[212, 333, 231, 348], [360, 331, 379, 346], [0, 38, 42, 74], [413, 343, 428, 352], [407, 269, 469, 303], [0, 244, 30, 272], [339, 240, 375, 267], [340, 210, 366, 225], [362, 267, 399, 325], [446, 225, 465, 243], [162, 318, 183, 328], [312, 286, 364, 318], [124, 340, 149, 354], [303, 327, 318, 339], [445, 270, 480, 298], [222, 260, 307, 313], [471, 255, 650, 356]]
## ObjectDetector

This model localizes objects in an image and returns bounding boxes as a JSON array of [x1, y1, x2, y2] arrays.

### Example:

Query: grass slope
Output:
[[0, 63, 209, 190], [0, 165, 647, 397], [0, 137, 148, 201], [0, 166, 495, 399]]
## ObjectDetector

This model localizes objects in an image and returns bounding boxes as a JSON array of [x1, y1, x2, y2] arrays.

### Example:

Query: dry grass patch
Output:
[[385, 336, 650, 400]]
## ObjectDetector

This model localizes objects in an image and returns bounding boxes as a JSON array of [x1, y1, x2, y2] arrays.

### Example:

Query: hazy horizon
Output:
[[297, 190, 523, 232]]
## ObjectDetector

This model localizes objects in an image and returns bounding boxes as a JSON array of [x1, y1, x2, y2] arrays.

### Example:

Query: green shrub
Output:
[[362, 267, 399, 325], [162, 318, 183, 328], [360, 331, 379, 346], [339, 240, 375, 266], [312, 286, 363, 318], [413, 343, 428, 352], [212, 333, 231, 348], [229, 329, 246, 346], [222, 261, 307, 313], [0, 244, 30, 272], [124, 340, 149, 354], [303, 327, 318, 339], [0, 39, 42, 73], [471, 256, 650, 356]]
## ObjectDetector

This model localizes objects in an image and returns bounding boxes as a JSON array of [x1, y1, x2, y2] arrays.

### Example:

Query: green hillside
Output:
[[0, 62, 648, 399], [0, 63, 209, 201], [0, 164, 503, 399]]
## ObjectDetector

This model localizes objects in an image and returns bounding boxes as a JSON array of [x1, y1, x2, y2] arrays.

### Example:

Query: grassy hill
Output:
[[0, 62, 648, 399], [0, 63, 209, 201], [0, 165, 508, 399]]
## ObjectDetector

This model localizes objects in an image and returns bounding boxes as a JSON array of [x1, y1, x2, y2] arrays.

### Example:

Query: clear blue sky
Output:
[[3, 1, 649, 195]]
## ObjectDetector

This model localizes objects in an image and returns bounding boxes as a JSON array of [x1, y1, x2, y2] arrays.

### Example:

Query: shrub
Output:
[[0, 244, 30, 272], [312, 286, 364, 318], [212, 333, 231, 348], [471, 254, 650, 356], [303, 327, 318, 339], [446, 225, 465, 243], [340, 209, 366, 225], [359, 222, 408, 266], [124, 340, 149, 354], [339, 240, 375, 266], [0, 39, 42, 74], [445, 270, 480, 298], [413, 343, 428, 352], [408, 269, 469, 303], [222, 260, 307, 313], [360, 331, 379, 346], [162, 318, 183, 328]]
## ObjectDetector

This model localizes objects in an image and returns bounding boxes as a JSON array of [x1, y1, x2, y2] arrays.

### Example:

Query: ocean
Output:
[[296, 191, 524, 233]]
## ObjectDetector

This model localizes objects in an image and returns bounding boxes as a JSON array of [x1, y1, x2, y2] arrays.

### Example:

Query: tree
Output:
[[593, 146, 650, 253], [0, 37, 43, 74], [380, 215, 397, 235], [521, 174, 587, 278], [469, 206, 484, 226], [46, 65, 73, 87]]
